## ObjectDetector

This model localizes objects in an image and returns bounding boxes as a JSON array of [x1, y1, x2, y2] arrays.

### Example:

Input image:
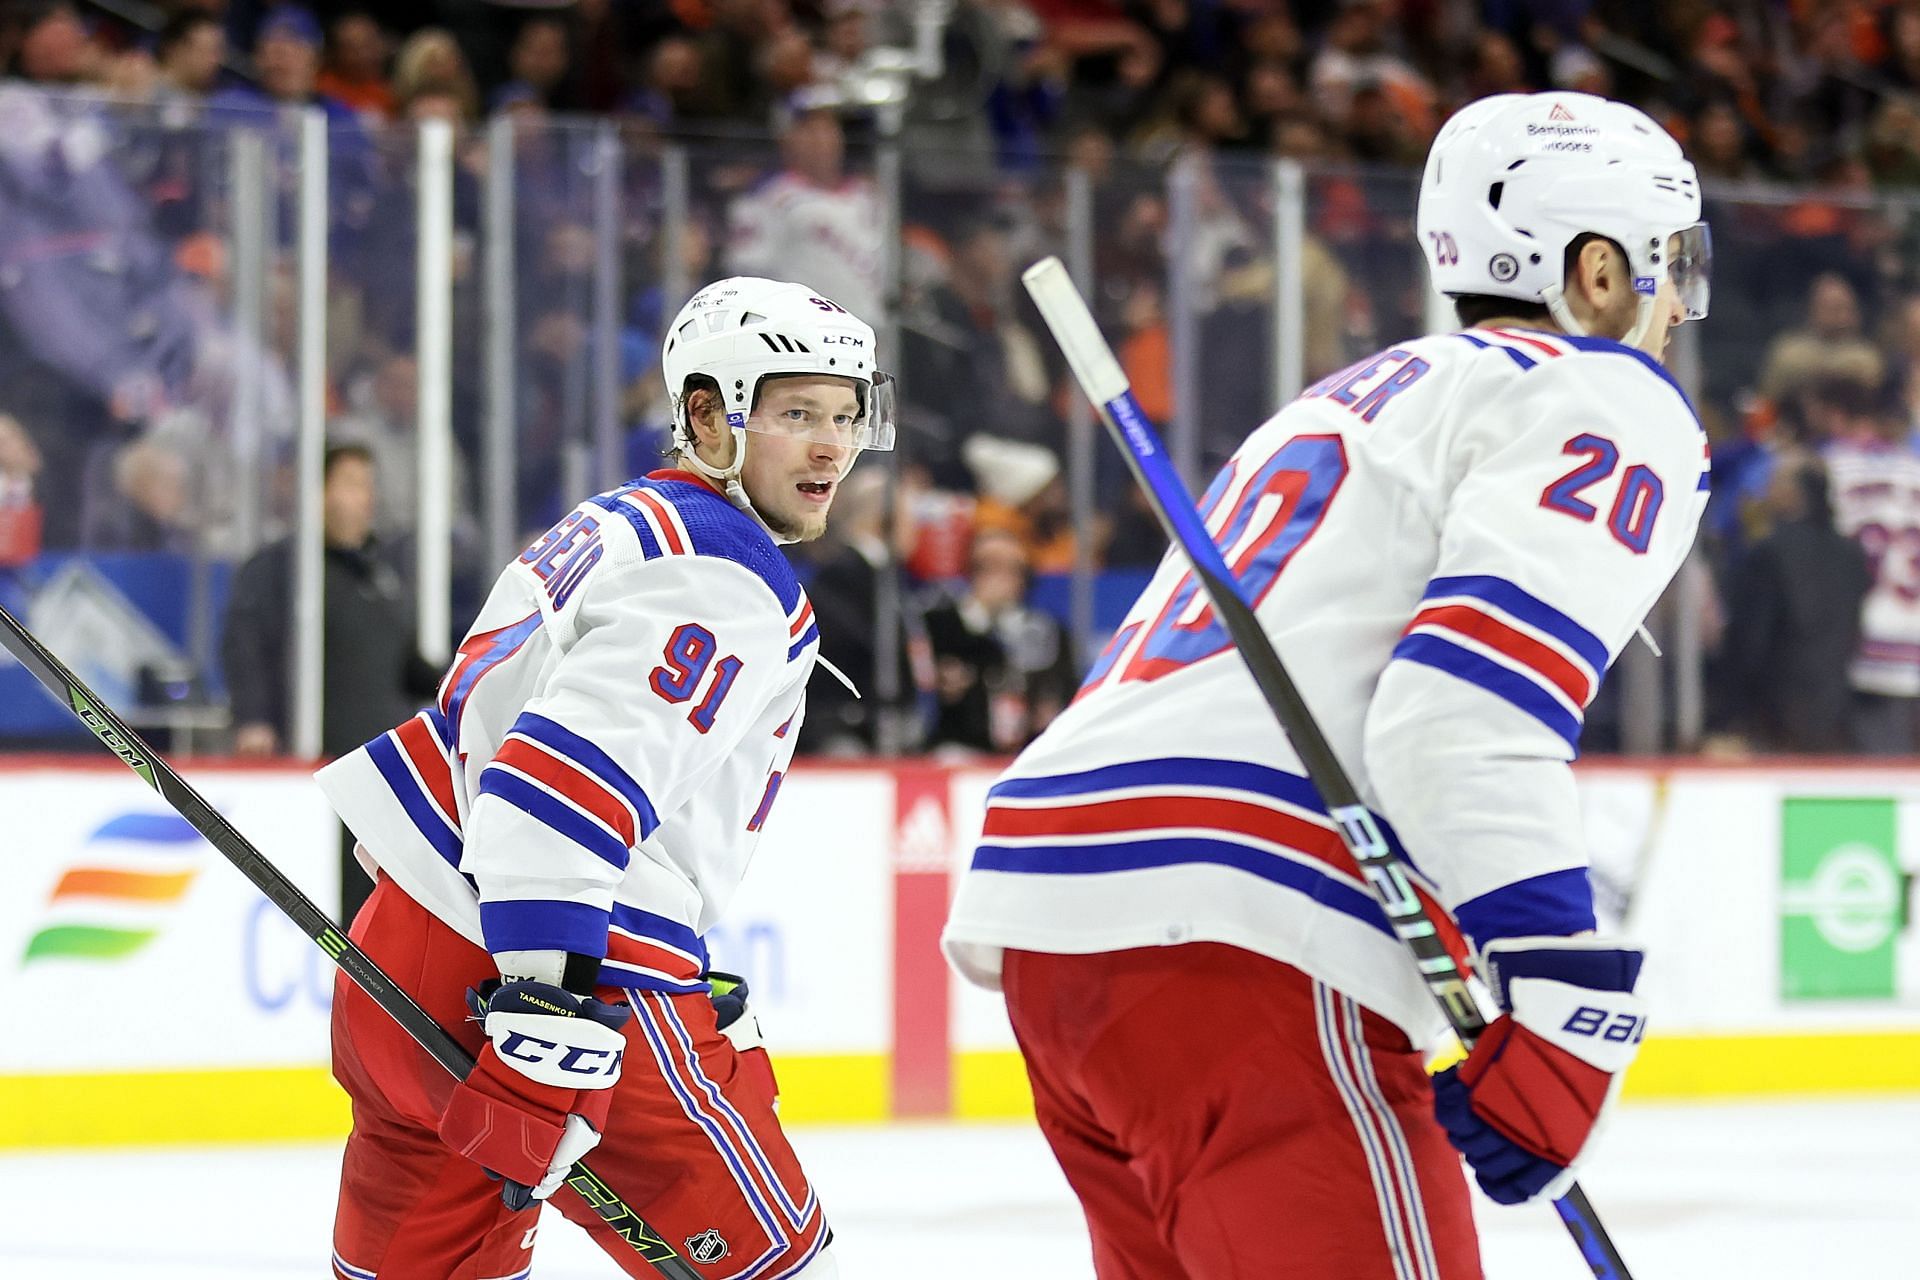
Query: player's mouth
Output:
[[796, 479, 834, 504]]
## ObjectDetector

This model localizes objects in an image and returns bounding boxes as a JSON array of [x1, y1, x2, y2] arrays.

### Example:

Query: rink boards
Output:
[[2, 757, 1918, 1147]]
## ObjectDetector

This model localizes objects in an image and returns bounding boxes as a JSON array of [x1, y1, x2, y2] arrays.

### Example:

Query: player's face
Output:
[[741, 376, 862, 543]]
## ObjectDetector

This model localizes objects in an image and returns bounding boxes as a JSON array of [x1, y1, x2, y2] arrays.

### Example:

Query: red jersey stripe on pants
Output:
[[1001, 944, 1482, 1280], [331, 877, 829, 1279]]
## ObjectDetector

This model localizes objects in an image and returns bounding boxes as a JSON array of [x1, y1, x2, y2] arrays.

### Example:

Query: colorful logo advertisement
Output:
[[22, 812, 201, 965]]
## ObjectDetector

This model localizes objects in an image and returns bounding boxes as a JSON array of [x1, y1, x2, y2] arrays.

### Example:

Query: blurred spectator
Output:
[[221, 442, 439, 915], [1464, 31, 1529, 102], [330, 353, 427, 539], [904, 219, 1056, 477], [965, 434, 1085, 574], [628, 34, 703, 129], [804, 467, 930, 754], [86, 436, 193, 551], [9, 1, 94, 86], [1825, 385, 1920, 753], [1715, 457, 1870, 752], [1307, 0, 1431, 136], [924, 527, 1079, 754], [154, 10, 225, 100], [392, 28, 479, 123], [1759, 273, 1887, 406], [208, 7, 357, 125], [0, 413, 42, 566], [317, 11, 396, 123], [727, 106, 885, 322], [814, 0, 877, 85], [1691, 100, 1758, 183], [495, 15, 573, 113]]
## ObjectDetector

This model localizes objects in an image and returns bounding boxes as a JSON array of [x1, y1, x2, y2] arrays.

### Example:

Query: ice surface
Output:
[[0, 1097, 1914, 1277]]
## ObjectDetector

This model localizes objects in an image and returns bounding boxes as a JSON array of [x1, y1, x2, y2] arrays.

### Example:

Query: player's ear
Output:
[[1574, 238, 1614, 307], [686, 387, 723, 447]]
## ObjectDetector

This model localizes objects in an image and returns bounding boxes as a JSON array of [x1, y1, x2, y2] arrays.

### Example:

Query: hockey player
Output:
[[321, 277, 892, 1278], [944, 92, 1711, 1278]]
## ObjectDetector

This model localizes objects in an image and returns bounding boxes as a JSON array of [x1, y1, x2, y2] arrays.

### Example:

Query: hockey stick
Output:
[[0, 602, 702, 1280], [1021, 256, 1635, 1280]]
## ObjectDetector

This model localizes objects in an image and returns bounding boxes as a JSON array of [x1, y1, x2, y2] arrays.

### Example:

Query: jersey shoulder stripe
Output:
[[589, 473, 807, 619], [1457, 327, 1702, 431]]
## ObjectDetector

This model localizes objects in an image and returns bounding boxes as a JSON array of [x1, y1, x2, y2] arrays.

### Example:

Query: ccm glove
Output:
[[438, 979, 631, 1211], [1430, 936, 1647, 1206]]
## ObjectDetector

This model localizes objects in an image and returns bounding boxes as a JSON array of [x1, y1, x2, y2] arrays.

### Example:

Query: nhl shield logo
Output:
[[686, 1228, 730, 1264]]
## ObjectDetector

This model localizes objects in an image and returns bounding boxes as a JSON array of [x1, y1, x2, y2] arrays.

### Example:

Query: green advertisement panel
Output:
[[1780, 797, 1902, 1000]]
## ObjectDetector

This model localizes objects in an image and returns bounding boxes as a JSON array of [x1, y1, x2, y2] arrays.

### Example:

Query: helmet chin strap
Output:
[[1542, 282, 1662, 352], [680, 426, 798, 546], [1541, 282, 1587, 337]]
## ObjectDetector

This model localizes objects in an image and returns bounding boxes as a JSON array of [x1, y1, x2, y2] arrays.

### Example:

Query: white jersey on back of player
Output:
[[944, 325, 1710, 1046]]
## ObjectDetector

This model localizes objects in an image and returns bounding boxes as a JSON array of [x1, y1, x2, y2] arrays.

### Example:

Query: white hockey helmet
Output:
[[662, 276, 894, 526], [1416, 92, 1709, 345]]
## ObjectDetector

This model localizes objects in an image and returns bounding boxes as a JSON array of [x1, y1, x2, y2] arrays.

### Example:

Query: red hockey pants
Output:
[[1003, 943, 1483, 1280], [329, 876, 828, 1279]]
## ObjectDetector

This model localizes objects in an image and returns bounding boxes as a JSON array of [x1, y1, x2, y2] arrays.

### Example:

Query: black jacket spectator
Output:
[[1717, 460, 1871, 751], [221, 533, 440, 756]]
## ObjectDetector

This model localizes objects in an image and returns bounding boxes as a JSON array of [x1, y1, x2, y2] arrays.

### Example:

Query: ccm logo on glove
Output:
[[496, 1031, 625, 1079]]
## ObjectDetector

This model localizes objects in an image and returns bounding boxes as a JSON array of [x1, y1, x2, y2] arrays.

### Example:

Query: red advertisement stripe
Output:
[[1408, 603, 1591, 706]]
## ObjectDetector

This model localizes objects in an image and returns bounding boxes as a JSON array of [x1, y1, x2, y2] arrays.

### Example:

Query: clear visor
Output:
[[737, 371, 897, 452], [1666, 222, 1711, 321]]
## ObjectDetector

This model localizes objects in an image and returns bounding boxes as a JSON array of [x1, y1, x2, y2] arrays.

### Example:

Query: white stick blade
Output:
[[1021, 257, 1131, 406]]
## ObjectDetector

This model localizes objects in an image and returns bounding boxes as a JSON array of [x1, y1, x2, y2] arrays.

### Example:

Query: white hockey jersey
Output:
[[727, 172, 885, 323], [1824, 438, 1920, 697], [943, 327, 1711, 1046], [317, 471, 818, 994]]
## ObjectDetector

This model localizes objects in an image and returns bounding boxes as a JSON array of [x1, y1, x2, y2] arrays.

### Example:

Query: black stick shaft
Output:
[[0, 602, 699, 1279]]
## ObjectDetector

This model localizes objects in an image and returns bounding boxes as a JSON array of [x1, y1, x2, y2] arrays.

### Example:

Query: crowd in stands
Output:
[[7, 0, 1920, 755]]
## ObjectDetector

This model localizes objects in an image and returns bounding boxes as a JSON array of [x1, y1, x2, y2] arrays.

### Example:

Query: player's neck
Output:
[[1474, 315, 1566, 336]]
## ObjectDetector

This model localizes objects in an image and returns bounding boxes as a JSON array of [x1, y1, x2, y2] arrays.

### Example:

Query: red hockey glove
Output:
[[1430, 936, 1646, 1205], [438, 979, 631, 1210]]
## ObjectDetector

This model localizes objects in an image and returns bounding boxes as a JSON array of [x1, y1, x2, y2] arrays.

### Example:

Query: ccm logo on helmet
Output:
[[820, 334, 866, 348], [498, 1032, 626, 1080]]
